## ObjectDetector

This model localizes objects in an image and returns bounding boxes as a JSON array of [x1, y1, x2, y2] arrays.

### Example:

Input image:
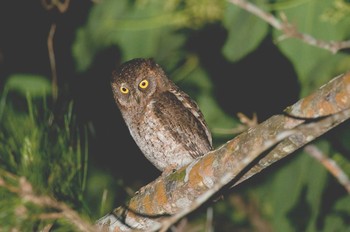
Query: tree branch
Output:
[[305, 144, 350, 194], [0, 171, 96, 232], [97, 72, 350, 231], [227, 0, 350, 53]]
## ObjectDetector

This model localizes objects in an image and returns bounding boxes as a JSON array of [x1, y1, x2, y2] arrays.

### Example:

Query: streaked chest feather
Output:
[[126, 104, 192, 170]]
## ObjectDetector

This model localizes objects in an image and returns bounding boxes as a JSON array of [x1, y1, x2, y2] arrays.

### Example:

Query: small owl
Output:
[[111, 58, 212, 172]]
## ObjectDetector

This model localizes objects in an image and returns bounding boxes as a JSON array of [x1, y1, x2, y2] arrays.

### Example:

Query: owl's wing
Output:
[[152, 87, 212, 159]]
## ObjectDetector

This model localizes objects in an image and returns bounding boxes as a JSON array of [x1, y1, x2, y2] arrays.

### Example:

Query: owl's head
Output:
[[111, 58, 169, 111]]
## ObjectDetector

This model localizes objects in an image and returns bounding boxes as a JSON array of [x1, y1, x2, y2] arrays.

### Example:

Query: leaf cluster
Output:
[[0, 76, 88, 231]]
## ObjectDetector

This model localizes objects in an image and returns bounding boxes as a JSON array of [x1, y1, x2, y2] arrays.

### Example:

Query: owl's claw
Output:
[[161, 164, 178, 176]]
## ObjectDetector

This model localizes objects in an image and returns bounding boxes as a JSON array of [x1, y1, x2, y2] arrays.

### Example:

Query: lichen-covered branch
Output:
[[234, 72, 350, 186], [97, 72, 350, 231]]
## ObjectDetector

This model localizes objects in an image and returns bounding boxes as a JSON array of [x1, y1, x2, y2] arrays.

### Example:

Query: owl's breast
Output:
[[127, 104, 193, 171]]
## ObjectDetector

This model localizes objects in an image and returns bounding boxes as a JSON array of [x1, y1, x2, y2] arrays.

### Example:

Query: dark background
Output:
[[0, 1, 299, 186]]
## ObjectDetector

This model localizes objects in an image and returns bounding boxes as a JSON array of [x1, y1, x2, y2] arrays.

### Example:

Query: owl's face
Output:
[[111, 58, 169, 113]]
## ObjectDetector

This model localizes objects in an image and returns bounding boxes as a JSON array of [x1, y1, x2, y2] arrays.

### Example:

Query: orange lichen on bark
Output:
[[199, 153, 215, 176], [336, 91, 348, 108], [335, 72, 350, 108], [226, 137, 240, 151], [127, 200, 138, 218], [180, 151, 216, 189], [142, 193, 153, 214], [343, 72, 350, 85], [154, 181, 168, 208], [287, 72, 350, 118], [299, 95, 314, 117], [319, 100, 337, 116]]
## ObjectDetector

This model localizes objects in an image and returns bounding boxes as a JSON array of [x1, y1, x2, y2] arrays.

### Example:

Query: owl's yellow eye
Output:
[[120, 86, 129, 94], [139, 79, 149, 89]]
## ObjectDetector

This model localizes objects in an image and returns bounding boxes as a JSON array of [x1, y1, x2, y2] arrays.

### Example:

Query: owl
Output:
[[111, 58, 212, 172]]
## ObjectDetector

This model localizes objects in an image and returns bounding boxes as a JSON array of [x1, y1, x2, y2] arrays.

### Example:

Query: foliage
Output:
[[1, 0, 350, 231], [271, 0, 350, 96], [0, 75, 88, 230]]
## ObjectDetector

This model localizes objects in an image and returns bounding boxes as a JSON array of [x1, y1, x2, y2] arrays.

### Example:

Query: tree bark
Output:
[[97, 72, 350, 232]]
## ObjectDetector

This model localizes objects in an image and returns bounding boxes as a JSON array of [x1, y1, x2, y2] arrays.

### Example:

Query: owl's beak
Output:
[[135, 95, 141, 104]]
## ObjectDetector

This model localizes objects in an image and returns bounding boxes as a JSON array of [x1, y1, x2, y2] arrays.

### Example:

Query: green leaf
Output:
[[256, 142, 329, 232], [268, 154, 306, 232], [72, 0, 186, 72], [222, 0, 269, 62], [324, 195, 350, 232], [5, 74, 51, 97], [304, 145, 328, 232], [272, 0, 350, 96]]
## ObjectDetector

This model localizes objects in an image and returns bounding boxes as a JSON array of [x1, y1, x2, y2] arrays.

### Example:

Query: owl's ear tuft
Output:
[[111, 70, 119, 82], [145, 58, 158, 68]]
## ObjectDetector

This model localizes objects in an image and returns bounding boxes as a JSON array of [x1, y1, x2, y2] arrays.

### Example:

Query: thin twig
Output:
[[228, 0, 350, 53], [36, 212, 64, 220], [47, 24, 58, 100], [305, 144, 350, 194], [41, 0, 71, 13], [42, 223, 54, 232], [212, 113, 257, 135], [230, 195, 272, 232], [212, 125, 247, 135], [0, 173, 96, 232], [237, 112, 258, 127], [205, 207, 214, 232]]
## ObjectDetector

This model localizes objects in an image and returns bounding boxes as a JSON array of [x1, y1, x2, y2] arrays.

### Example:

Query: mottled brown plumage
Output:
[[111, 58, 212, 171]]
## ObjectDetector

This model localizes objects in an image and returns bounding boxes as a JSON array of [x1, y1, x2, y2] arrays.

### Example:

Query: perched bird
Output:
[[111, 58, 212, 172]]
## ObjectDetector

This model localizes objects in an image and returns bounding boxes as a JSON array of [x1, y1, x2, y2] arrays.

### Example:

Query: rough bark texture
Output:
[[97, 72, 350, 232]]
